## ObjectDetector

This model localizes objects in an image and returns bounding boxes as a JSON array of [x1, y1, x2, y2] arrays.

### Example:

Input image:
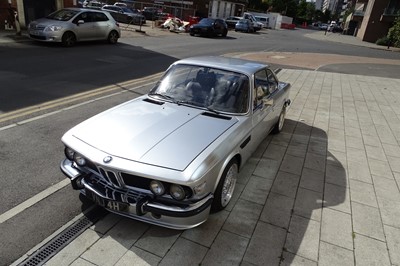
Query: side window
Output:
[[254, 69, 269, 109], [74, 12, 92, 23], [266, 69, 278, 94]]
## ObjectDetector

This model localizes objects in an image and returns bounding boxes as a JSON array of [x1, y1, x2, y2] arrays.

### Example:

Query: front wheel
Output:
[[107, 30, 119, 44], [222, 29, 228, 37], [272, 107, 286, 134], [62, 32, 76, 47], [211, 159, 238, 212]]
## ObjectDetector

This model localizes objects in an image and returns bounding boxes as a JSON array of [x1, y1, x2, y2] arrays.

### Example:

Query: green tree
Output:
[[267, 0, 298, 17], [388, 16, 400, 47], [296, 0, 315, 21], [248, 0, 270, 12]]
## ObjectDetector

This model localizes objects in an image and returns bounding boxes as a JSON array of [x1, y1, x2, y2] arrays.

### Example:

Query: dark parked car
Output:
[[235, 19, 254, 33], [189, 18, 228, 37], [102, 5, 145, 24], [142, 7, 162, 21], [224, 16, 241, 28]]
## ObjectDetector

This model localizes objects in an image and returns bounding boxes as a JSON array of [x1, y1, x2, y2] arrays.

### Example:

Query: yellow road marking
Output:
[[0, 72, 163, 123]]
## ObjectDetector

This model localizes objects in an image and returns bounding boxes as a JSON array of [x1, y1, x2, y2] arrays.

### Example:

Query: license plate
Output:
[[88, 191, 127, 212], [30, 30, 41, 36], [106, 201, 128, 212]]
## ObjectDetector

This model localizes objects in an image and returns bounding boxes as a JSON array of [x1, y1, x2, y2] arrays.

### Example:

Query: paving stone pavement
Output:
[[21, 67, 398, 266]]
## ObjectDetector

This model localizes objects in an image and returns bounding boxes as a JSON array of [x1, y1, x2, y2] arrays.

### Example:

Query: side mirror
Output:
[[264, 97, 274, 107]]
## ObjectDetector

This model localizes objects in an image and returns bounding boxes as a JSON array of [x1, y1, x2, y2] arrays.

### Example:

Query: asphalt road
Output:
[[1, 28, 400, 265]]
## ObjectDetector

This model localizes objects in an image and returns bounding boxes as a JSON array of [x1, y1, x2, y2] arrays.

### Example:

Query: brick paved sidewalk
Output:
[[304, 30, 400, 52], [15, 68, 400, 266]]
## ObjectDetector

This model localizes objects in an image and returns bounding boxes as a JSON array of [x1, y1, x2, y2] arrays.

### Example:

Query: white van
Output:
[[255, 16, 269, 28], [243, 12, 263, 31]]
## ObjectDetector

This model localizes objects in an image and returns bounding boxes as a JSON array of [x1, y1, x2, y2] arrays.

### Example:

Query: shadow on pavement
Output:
[[64, 119, 346, 265]]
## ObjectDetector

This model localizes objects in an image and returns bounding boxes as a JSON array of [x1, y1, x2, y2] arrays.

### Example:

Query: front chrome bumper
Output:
[[60, 159, 213, 230]]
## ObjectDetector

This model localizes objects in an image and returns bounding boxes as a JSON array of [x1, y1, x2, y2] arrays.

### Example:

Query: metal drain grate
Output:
[[19, 207, 107, 266]]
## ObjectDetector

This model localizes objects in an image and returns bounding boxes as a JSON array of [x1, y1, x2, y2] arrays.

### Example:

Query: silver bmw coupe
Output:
[[60, 56, 291, 229]]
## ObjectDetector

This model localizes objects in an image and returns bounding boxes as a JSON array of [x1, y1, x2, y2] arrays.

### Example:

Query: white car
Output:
[[28, 8, 120, 47], [60, 56, 291, 229]]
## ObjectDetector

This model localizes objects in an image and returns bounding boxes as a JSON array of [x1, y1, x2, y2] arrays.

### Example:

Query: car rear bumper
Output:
[[61, 159, 213, 230]]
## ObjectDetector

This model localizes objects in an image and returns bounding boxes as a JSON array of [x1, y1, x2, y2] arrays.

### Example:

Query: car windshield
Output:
[[198, 18, 214, 25], [150, 64, 250, 114], [46, 9, 79, 21], [238, 19, 248, 24]]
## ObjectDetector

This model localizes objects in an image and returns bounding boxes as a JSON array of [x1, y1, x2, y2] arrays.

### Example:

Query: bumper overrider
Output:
[[60, 159, 213, 230]]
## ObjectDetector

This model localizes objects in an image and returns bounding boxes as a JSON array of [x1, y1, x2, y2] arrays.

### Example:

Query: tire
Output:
[[272, 107, 286, 134], [222, 29, 228, 37], [211, 158, 238, 212], [62, 32, 76, 47], [190, 32, 194, 36], [108, 30, 119, 44]]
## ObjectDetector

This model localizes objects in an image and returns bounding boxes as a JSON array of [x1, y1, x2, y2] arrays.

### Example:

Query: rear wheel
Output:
[[222, 29, 228, 37], [62, 32, 76, 47], [211, 158, 238, 212], [272, 107, 286, 134], [108, 30, 119, 44]]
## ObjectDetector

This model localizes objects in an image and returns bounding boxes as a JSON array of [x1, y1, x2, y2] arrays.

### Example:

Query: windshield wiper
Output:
[[206, 107, 220, 114], [176, 100, 203, 107]]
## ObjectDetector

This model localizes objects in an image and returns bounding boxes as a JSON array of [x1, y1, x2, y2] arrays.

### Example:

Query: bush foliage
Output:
[[387, 16, 400, 48]]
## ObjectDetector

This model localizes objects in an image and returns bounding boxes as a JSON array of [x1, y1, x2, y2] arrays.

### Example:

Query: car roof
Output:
[[65, 7, 105, 13], [173, 56, 269, 76]]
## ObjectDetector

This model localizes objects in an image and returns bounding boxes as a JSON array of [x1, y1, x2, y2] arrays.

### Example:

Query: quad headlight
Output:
[[170, 184, 186, 200], [73, 153, 86, 166], [64, 147, 75, 161], [150, 180, 165, 195]]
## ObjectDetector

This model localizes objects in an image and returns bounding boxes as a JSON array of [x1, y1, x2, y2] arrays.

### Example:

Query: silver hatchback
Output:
[[28, 8, 121, 47]]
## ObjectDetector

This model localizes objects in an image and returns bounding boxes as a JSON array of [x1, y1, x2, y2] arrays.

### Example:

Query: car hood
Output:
[[68, 97, 238, 171], [29, 17, 66, 27]]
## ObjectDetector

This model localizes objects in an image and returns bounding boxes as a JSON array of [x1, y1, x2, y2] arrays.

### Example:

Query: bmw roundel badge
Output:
[[103, 156, 112, 163]]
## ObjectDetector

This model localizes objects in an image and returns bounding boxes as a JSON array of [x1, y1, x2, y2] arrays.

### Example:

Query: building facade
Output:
[[344, 0, 399, 43]]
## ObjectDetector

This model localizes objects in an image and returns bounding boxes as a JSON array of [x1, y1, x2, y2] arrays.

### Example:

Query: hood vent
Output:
[[143, 98, 164, 105]]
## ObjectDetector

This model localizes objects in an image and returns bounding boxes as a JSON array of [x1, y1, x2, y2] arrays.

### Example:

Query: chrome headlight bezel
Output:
[[73, 153, 86, 166], [170, 184, 186, 200], [64, 147, 75, 161], [150, 180, 165, 196]]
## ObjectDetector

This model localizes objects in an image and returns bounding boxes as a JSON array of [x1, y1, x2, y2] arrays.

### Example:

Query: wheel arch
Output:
[[62, 30, 77, 40], [212, 152, 241, 192], [109, 29, 120, 38]]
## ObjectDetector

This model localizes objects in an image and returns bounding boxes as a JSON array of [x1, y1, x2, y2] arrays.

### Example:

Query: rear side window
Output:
[[93, 12, 109, 22]]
